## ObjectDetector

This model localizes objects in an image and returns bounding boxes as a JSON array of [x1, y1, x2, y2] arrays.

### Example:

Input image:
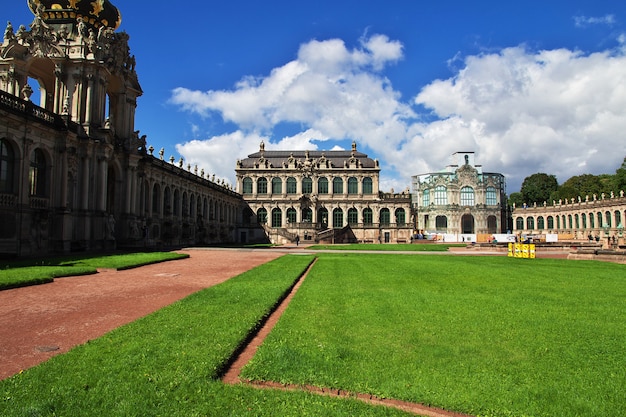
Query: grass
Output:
[[308, 243, 464, 251], [0, 254, 411, 417], [0, 252, 189, 290], [242, 254, 626, 417]]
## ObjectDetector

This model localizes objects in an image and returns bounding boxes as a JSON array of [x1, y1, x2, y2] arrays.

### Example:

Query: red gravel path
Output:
[[0, 249, 282, 380]]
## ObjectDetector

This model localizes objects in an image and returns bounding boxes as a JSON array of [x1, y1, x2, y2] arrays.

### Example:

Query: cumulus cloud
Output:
[[170, 35, 626, 193]]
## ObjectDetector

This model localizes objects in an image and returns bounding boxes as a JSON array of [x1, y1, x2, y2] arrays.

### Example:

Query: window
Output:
[[271, 177, 282, 194], [318, 177, 328, 194], [257, 177, 268, 194], [460, 186, 475, 206], [487, 215, 497, 233], [486, 186, 497, 205], [318, 207, 329, 226], [348, 177, 358, 194], [302, 177, 313, 194], [164, 187, 172, 215], [380, 208, 390, 225], [527, 217, 535, 230], [605, 211, 611, 227], [333, 177, 343, 194], [286, 177, 297, 194], [395, 208, 406, 225], [582, 213, 587, 229], [29, 149, 46, 196], [575, 214, 580, 229], [302, 208, 312, 223], [537, 216, 545, 230], [0, 139, 15, 193], [286, 207, 297, 224], [152, 183, 160, 213], [589, 213, 594, 228], [422, 189, 430, 206], [257, 208, 267, 224], [547, 216, 554, 229], [242, 177, 252, 194], [347, 208, 358, 225], [616, 210, 622, 228], [363, 208, 373, 225], [434, 186, 447, 205], [271, 208, 282, 227], [332, 208, 343, 228], [363, 177, 373, 194], [436, 215, 448, 231], [597, 212, 602, 228], [568, 215, 572, 229], [516, 217, 524, 230]]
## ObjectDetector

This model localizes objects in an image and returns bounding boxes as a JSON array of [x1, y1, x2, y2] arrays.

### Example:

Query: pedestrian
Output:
[[295, 235, 300, 246]]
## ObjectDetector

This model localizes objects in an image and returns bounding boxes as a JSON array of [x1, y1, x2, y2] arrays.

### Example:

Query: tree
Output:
[[520, 173, 558, 205], [551, 174, 609, 201], [508, 192, 524, 207], [614, 157, 626, 192]]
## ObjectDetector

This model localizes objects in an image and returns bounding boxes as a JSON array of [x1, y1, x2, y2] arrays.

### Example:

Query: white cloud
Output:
[[574, 14, 616, 28], [170, 36, 626, 194]]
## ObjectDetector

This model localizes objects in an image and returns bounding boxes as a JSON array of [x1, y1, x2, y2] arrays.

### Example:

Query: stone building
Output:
[[236, 141, 413, 244], [511, 192, 626, 245], [411, 152, 508, 240], [0, 0, 244, 257]]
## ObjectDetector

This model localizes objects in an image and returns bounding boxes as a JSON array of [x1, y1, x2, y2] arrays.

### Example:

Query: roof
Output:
[[238, 149, 379, 169]]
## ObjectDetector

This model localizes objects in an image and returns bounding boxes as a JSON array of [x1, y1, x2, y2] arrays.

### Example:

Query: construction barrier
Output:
[[508, 243, 536, 259]]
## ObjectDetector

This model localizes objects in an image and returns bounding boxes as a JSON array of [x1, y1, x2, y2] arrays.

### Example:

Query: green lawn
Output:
[[0, 252, 189, 290], [0, 254, 411, 417], [242, 254, 626, 417]]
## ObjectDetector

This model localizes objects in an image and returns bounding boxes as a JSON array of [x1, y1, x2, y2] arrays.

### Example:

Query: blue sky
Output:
[[5, 1, 626, 193]]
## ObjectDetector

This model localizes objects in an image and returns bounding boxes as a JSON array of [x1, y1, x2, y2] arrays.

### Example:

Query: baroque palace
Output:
[[0, 0, 245, 257], [236, 141, 412, 244]]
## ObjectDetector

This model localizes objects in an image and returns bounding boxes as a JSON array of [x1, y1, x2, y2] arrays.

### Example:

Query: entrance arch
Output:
[[461, 213, 475, 234]]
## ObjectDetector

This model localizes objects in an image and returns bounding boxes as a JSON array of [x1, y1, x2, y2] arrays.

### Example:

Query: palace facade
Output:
[[0, 0, 245, 257], [412, 152, 509, 240], [236, 141, 413, 244]]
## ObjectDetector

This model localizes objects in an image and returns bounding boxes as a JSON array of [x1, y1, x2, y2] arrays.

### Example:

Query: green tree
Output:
[[508, 192, 524, 207], [552, 174, 609, 201], [520, 173, 559, 205], [614, 157, 626, 192]]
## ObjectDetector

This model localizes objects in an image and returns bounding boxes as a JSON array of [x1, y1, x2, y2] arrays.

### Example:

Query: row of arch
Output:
[[514, 210, 625, 234], [256, 206, 408, 228], [421, 186, 499, 206], [242, 176, 374, 195]]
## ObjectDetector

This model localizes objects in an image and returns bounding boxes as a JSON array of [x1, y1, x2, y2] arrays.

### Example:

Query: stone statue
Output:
[[4, 21, 15, 41]]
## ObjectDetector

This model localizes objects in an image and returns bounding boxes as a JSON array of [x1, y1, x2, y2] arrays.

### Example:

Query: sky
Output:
[[5, 0, 626, 193]]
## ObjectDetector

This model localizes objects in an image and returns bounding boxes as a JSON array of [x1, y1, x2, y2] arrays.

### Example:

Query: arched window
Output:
[[347, 208, 358, 225], [257, 208, 267, 224], [516, 217, 524, 230], [547, 216, 554, 229], [597, 212, 602, 228], [182, 192, 189, 217], [332, 177, 343, 194], [271, 177, 282, 194], [363, 208, 373, 225], [434, 186, 447, 205], [616, 210, 622, 227], [537, 216, 545, 230], [271, 208, 282, 227], [422, 189, 430, 206], [347, 177, 358, 194], [436, 215, 447, 230], [0, 139, 15, 193], [575, 214, 580, 229], [380, 208, 390, 225], [318, 177, 329, 194], [286, 207, 297, 224], [286, 177, 297, 194], [582, 213, 587, 229], [363, 177, 373, 194], [568, 215, 573, 229], [302, 207, 312, 223], [589, 213, 595, 228], [302, 177, 313, 194], [487, 215, 497, 233], [318, 207, 329, 226], [242, 177, 253, 194], [173, 189, 180, 215], [556, 216, 560, 229], [527, 217, 535, 230], [152, 183, 161, 214], [29, 149, 47, 197], [486, 186, 497, 205], [460, 186, 475, 206], [395, 208, 406, 225], [163, 187, 172, 215], [605, 211, 611, 227], [332, 208, 343, 228], [257, 177, 268, 194]]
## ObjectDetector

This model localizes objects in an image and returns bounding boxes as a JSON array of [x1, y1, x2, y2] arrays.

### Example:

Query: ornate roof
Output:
[[27, 0, 121, 30]]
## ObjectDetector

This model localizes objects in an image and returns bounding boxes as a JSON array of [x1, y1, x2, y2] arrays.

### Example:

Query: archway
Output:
[[461, 213, 475, 234]]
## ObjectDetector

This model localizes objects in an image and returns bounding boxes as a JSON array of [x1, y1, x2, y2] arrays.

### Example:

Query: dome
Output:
[[27, 0, 121, 30]]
